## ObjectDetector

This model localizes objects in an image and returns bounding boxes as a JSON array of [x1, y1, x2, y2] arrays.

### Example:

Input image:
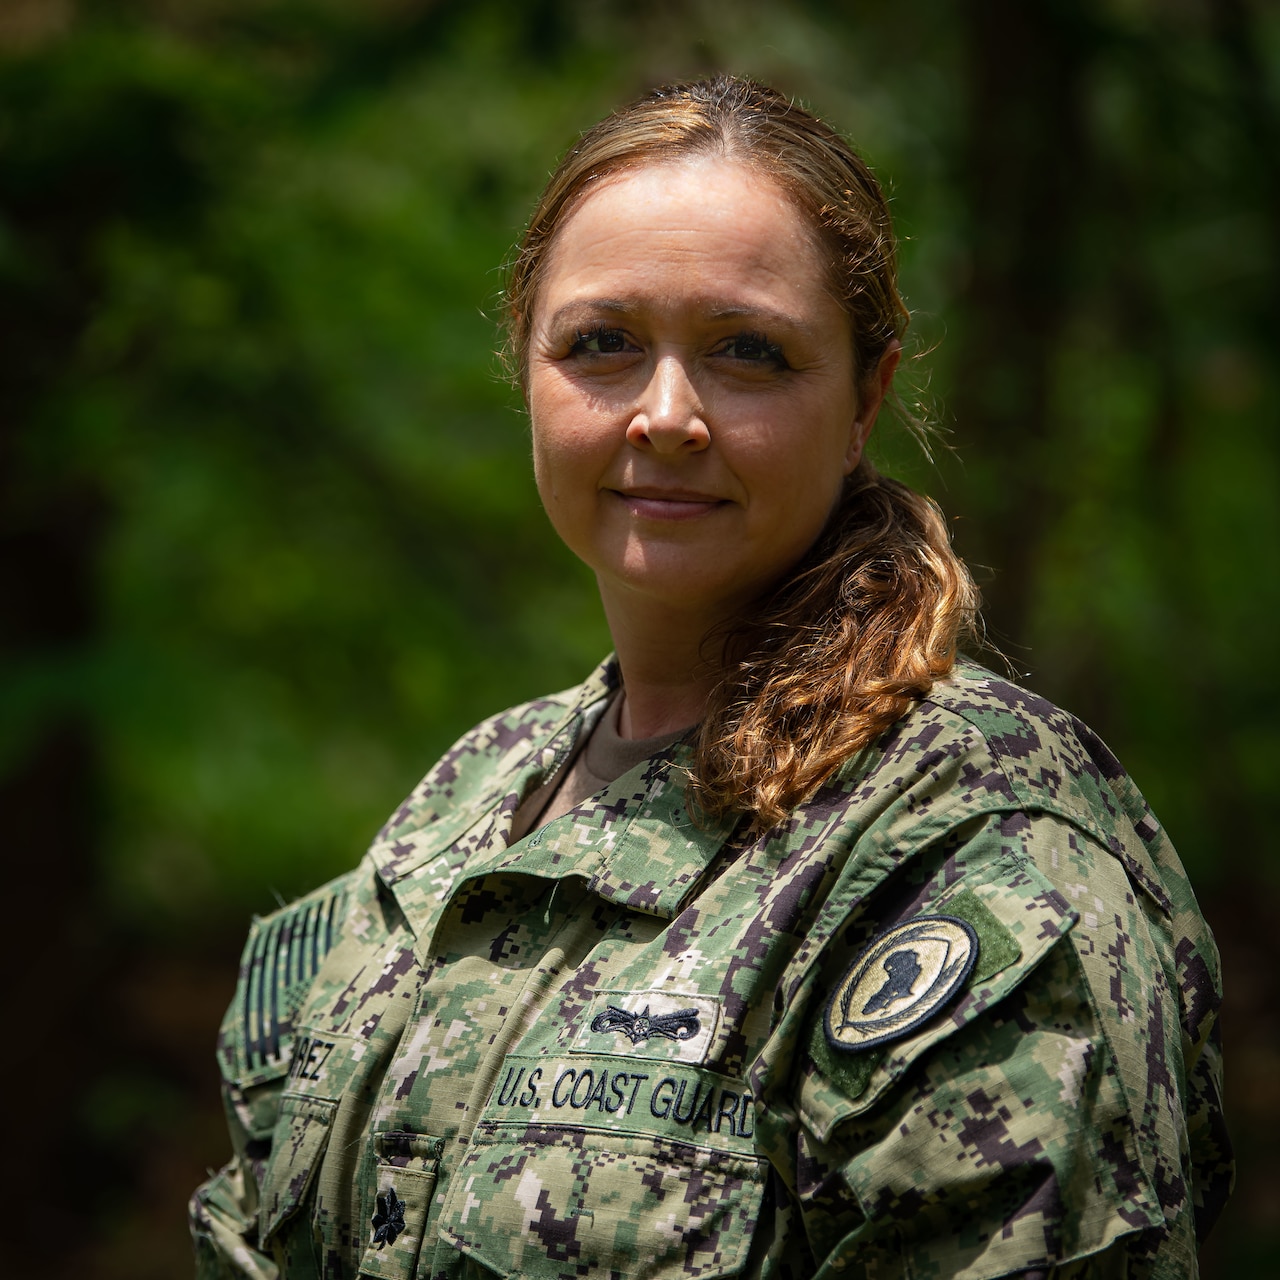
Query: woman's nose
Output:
[[625, 355, 710, 453]]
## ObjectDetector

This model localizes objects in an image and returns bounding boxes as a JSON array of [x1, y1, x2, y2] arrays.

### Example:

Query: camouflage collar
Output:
[[365, 658, 738, 957]]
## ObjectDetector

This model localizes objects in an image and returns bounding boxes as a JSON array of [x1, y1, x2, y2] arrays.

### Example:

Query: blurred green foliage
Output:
[[7, 0, 1277, 920], [2, 1, 1277, 1274]]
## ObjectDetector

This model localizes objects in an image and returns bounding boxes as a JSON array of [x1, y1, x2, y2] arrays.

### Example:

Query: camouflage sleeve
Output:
[[1182, 979, 1233, 1243], [190, 876, 351, 1276], [190, 1158, 278, 1280], [756, 809, 1212, 1279]]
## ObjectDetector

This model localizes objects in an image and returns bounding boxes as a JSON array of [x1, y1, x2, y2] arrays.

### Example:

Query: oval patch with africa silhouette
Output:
[[825, 915, 979, 1051]]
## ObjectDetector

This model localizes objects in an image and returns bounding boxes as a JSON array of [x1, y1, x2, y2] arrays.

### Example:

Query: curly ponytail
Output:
[[687, 462, 979, 830]]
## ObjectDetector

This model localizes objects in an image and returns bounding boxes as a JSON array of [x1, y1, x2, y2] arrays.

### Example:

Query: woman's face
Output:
[[528, 157, 894, 625]]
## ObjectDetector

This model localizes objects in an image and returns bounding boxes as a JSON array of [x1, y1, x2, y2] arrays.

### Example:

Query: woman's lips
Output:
[[612, 488, 726, 519]]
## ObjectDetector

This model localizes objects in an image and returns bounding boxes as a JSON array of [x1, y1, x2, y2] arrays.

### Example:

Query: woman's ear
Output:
[[844, 340, 902, 474]]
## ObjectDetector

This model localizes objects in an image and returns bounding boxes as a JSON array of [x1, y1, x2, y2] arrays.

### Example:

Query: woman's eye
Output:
[[571, 326, 631, 355], [721, 332, 787, 365]]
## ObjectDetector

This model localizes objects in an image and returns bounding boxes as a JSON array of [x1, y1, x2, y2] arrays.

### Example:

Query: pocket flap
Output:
[[439, 1128, 767, 1279], [259, 1094, 337, 1245], [799, 869, 1077, 1142], [358, 1132, 443, 1280]]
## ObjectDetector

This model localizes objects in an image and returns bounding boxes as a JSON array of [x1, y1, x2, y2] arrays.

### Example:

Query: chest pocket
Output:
[[438, 1128, 766, 1279], [358, 1131, 444, 1280], [259, 1094, 338, 1246]]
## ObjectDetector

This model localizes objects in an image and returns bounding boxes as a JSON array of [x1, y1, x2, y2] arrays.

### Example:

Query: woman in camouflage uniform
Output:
[[191, 76, 1232, 1279]]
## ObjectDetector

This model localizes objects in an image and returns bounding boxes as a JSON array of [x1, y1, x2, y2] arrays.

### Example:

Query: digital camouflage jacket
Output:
[[190, 657, 1232, 1279]]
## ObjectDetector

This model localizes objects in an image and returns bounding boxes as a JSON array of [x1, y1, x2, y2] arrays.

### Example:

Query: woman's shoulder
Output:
[[915, 655, 1144, 824], [215, 868, 359, 1093], [782, 660, 1231, 1266], [853, 654, 1207, 929], [875, 657, 1162, 853], [214, 660, 621, 1087]]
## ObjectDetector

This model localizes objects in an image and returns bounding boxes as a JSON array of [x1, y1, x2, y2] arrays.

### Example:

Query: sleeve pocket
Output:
[[798, 868, 1078, 1143], [258, 1094, 338, 1246], [438, 1127, 767, 1279], [358, 1131, 443, 1280]]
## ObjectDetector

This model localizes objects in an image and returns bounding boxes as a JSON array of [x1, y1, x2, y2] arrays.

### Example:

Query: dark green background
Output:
[[2, 1, 1275, 1274]]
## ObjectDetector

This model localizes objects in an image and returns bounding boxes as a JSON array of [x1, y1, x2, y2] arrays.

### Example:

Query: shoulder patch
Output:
[[825, 915, 977, 1052], [236, 884, 349, 1077]]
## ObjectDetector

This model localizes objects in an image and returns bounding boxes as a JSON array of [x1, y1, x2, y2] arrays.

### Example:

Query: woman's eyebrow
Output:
[[543, 300, 810, 330], [543, 299, 637, 328], [705, 304, 809, 331]]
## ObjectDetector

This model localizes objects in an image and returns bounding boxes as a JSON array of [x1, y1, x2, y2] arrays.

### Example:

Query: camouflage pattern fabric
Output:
[[190, 656, 1232, 1279]]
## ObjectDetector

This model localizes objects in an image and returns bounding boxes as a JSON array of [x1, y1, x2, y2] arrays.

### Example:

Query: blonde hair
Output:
[[506, 75, 979, 829]]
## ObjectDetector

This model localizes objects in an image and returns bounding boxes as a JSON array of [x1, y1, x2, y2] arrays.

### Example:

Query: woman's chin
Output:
[[594, 563, 768, 624]]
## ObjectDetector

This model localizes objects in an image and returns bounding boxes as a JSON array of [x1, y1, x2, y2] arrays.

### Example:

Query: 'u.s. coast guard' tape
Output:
[[825, 915, 978, 1052]]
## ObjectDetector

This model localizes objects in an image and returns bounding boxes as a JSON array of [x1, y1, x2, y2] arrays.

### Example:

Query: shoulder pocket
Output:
[[798, 863, 1077, 1142], [259, 1094, 338, 1246], [439, 1128, 766, 1279]]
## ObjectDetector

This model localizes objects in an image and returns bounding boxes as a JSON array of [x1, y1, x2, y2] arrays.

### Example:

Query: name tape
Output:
[[481, 1054, 756, 1152]]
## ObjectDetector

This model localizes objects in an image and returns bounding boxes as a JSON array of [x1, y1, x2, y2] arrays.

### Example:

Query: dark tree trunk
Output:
[[953, 0, 1092, 656], [0, 460, 112, 1257]]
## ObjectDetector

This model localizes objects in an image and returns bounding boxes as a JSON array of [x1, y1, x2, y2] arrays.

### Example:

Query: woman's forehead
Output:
[[534, 158, 835, 319], [557, 156, 818, 246]]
